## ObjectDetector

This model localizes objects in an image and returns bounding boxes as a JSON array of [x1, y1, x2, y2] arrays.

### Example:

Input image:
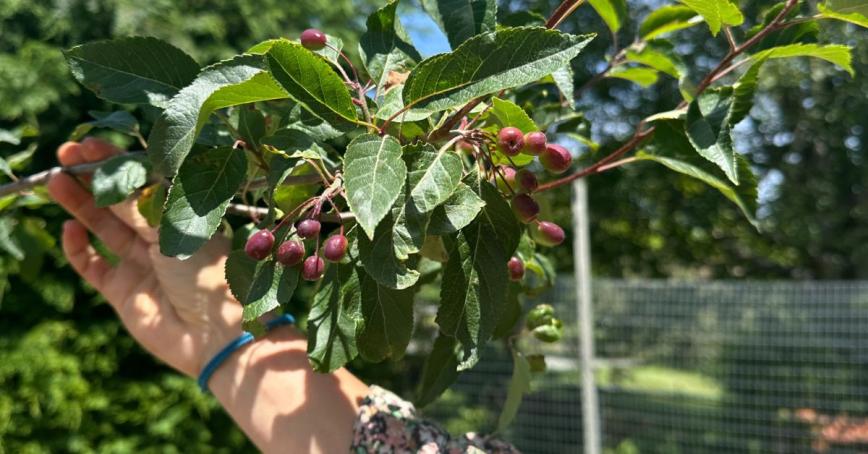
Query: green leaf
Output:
[[646, 120, 758, 226], [148, 55, 287, 176], [640, 5, 702, 40], [403, 27, 594, 115], [496, 350, 532, 432], [261, 128, 329, 160], [408, 144, 463, 214], [374, 86, 435, 122], [751, 43, 854, 76], [225, 250, 299, 324], [248, 35, 345, 65], [266, 41, 359, 128], [636, 151, 757, 227], [358, 213, 421, 289], [159, 147, 247, 259], [428, 183, 486, 235], [685, 88, 738, 184], [416, 334, 460, 406], [64, 37, 199, 108], [70, 111, 141, 141], [626, 47, 681, 78], [0, 218, 24, 260], [487, 98, 538, 133], [729, 59, 764, 126], [356, 270, 416, 362], [92, 154, 149, 207], [588, 0, 628, 34], [359, 0, 422, 91], [343, 134, 407, 239], [421, 0, 497, 48], [238, 107, 266, 150], [551, 65, 575, 107], [678, 0, 744, 36], [608, 67, 660, 87], [819, 0, 868, 28], [437, 180, 518, 369], [308, 262, 361, 372], [0, 158, 14, 181]]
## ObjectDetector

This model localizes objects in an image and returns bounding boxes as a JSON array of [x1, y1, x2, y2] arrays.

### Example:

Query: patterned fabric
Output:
[[350, 385, 521, 454]]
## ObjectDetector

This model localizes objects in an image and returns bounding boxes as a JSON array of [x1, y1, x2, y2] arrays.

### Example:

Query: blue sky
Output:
[[399, 9, 451, 57]]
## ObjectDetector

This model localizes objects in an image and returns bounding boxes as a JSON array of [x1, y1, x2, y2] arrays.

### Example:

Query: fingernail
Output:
[[63, 220, 77, 232]]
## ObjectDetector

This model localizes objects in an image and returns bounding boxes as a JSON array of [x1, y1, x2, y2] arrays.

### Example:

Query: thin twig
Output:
[[228, 203, 353, 223]]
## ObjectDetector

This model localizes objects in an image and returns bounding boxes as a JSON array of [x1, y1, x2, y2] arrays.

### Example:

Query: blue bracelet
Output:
[[197, 313, 296, 392]]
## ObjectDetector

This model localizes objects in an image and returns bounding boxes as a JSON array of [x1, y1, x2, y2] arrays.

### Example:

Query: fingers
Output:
[[48, 172, 151, 265], [59, 138, 158, 243], [61, 220, 113, 292]]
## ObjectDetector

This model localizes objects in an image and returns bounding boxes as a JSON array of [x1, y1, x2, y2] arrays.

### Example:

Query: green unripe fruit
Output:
[[526, 304, 555, 330], [532, 319, 563, 343]]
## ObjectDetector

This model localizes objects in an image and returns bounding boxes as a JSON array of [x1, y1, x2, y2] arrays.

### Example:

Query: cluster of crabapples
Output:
[[244, 30, 568, 286], [244, 217, 347, 282], [491, 127, 569, 283]]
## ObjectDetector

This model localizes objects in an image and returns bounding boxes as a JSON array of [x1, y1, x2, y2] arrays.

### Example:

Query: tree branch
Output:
[[537, 0, 800, 193], [0, 151, 323, 198]]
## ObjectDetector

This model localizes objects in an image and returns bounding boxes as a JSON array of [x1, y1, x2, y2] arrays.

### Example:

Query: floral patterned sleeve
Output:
[[350, 385, 521, 454]]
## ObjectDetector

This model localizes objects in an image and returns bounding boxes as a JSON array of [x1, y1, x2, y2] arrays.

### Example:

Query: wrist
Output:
[[195, 297, 244, 377]]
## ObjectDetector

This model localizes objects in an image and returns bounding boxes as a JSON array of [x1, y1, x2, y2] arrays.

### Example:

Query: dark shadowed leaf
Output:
[[92, 153, 149, 207], [421, 0, 497, 48], [225, 250, 299, 325], [308, 262, 361, 372]]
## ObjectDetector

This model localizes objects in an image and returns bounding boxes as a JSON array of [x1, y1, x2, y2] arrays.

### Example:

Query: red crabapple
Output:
[[532, 221, 565, 247], [498, 127, 525, 156], [540, 144, 572, 174], [296, 219, 321, 239], [302, 256, 326, 281], [508, 257, 525, 281], [511, 194, 540, 223], [516, 169, 538, 193], [276, 240, 305, 266], [523, 131, 547, 155], [323, 234, 348, 262], [245, 230, 275, 261], [300, 28, 327, 50]]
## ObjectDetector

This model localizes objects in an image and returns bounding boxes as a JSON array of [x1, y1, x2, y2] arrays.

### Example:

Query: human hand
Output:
[[47, 138, 243, 377]]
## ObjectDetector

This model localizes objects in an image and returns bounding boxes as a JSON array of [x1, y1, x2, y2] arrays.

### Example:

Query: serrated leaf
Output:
[[403, 27, 594, 115], [679, 0, 744, 36], [428, 183, 486, 235], [647, 120, 758, 226], [225, 250, 299, 323], [685, 88, 738, 184], [148, 55, 288, 175], [358, 213, 421, 289], [636, 151, 757, 227], [551, 65, 575, 107], [421, 0, 497, 48], [496, 350, 532, 432], [588, 0, 628, 34], [159, 147, 247, 259], [416, 334, 461, 406], [64, 37, 199, 108], [751, 43, 854, 76], [266, 41, 359, 128], [729, 59, 764, 126], [436, 180, 518, 369], [360, 0, 422, 92], [374, 86, 434, 121], [819, 0, 868, 28], [344, 134, 407, 239], [92, 154, 149, 207], [308, 262, 361, 372], [608, 67, 660, 87], [640, 5, 703, 40], [262, 128, 329, 160], [356, 269, 416, 362], [408, 144, 463, 214]]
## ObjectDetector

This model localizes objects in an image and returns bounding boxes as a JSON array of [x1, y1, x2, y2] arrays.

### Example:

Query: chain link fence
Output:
[[422, 279, 868, 454]]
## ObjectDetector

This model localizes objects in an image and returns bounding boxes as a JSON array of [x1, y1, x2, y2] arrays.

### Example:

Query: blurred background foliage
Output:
[[0, 0, 865, 452]]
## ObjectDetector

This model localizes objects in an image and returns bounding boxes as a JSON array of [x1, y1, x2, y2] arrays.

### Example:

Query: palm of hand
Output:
[[47, 139, 241, 377]]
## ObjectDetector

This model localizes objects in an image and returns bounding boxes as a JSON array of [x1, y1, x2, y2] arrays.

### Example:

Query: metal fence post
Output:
[[572, 179, 601, 454]]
